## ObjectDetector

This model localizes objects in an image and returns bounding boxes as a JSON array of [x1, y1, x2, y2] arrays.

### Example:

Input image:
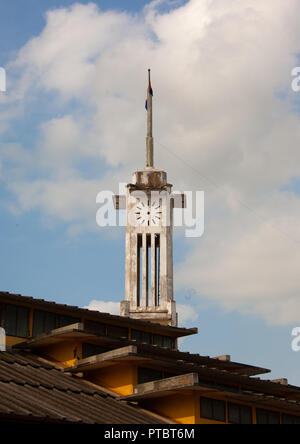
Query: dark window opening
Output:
[[4, 304, 30, 338], [138, 367, 163, 384], [155, 234, 160, 306], [153, 334, 164, 347], [82, 343, 110, 359], [282, 414, 300, 425], [137, 234, 142, 307], [107, 324, 128, 339], [200, 397, 226, 422], [228, 402, 252, 424], [131, 329, 152, 345], [146, 234, 151, 307], [256, 408, 280, 425], [84, 320, 106, 336], [33, 310, 56, 337], [153, 334, 175, 349], [57, 315, 80, 328]]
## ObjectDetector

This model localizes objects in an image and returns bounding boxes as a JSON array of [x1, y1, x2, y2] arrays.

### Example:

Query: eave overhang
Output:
[[15, 327, 269, 378], [0, 291, 196, 339], [122, 373, 300, 414]]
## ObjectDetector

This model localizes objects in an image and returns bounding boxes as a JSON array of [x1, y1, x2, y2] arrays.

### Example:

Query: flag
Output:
[[149, 82, 153, 97], [145, 69, 153, 110], [145, 82, 153, 111]]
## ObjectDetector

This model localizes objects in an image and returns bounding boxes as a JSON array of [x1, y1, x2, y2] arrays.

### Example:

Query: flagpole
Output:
[[146, 69, 154, 168]]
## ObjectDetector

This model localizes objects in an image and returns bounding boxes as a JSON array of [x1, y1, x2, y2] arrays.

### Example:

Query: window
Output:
[[82, 343, 109, 359], [153, 334, 175, 349], [163, 336, 175, 350], [57, 315, 80, 328], [84, 320, 106, 336], [282, 414, 300, 425], [138, 367, 163, 384], [228, 402, 252, 424], [4, 304, 29, 338], [138, 367, 176, 385], [256, 408, 280, 425], [153, 334, 164, 347], [131, 329, 152, 344], [33, 310, 56, 336], [200, 397, 226, 422], [107, 324, 128, 339]]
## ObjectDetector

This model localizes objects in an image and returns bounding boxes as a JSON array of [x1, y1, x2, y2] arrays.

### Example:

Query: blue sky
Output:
[[0, 1, 145, 60], [1, 0, 300, 385]]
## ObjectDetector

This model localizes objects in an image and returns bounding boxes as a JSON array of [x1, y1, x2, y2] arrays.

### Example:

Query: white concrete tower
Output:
[[115, 70, 184, 327]]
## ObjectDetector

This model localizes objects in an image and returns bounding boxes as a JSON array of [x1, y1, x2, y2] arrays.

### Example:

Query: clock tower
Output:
[[115, 70, 184, 327]]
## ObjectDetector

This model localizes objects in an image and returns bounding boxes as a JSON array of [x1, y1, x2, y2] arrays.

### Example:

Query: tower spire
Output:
[[146, 69, 154, 168], [117, 70, 180, 328]]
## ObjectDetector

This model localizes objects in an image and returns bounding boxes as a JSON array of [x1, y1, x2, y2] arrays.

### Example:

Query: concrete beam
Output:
[[13, 323, 86, 349], [133, 372, 199, 395], [48, 323, 84, 335], [213, 355, 231, 362], [271, 378, 288, 386], [65, 345, 143, 373], [122, 373, 218, 401]]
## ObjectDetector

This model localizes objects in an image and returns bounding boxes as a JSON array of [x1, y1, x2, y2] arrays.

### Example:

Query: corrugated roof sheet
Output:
[[0, 351, 168, 424]]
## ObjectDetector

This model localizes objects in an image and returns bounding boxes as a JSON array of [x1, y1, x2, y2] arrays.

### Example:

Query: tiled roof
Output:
[[133, 343, 270, 376], [0, 351, 168, 424], [0, 291, 196, 338], [14, 323, 269, 377], [62, 344, 300, 410]]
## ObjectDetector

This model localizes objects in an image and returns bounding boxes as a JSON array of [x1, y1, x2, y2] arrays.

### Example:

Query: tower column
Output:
[[151, 233, 156, 307], [142, 233, 147, 308], [118, 70, 178, 327]]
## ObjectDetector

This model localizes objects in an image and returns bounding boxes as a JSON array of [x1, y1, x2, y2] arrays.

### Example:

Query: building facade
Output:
[[0, 291, 300, 424], [0, 73, 299, 424]]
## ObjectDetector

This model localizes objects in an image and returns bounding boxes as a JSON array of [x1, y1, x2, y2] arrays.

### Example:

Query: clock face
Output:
[[134, 198, 162, 226]]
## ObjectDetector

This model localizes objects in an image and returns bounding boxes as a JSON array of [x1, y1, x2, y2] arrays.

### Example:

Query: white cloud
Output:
[[1, 0, 300, 325], [176, 191, 300, 326], [84, 299, 197, 328], [177, 304, 199, 327], [39, 116, 83, 171], [83, 300, 120, 316], [13, 3, 134, 98]]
